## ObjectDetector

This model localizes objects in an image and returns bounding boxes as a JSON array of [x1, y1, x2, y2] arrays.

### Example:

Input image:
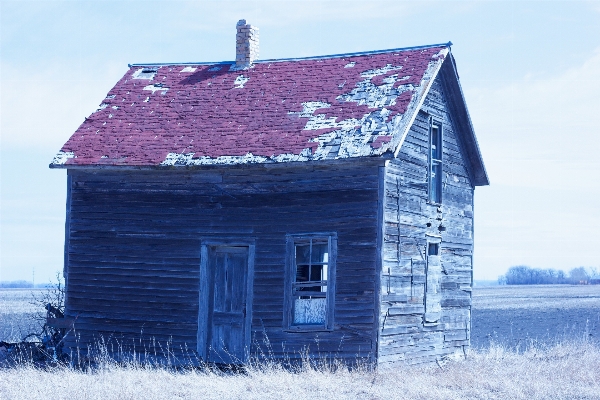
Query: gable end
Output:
[[437, 55, 489, 186]]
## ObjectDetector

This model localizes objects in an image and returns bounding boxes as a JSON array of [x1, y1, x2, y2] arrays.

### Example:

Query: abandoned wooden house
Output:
[[50, 20, 488, 365]]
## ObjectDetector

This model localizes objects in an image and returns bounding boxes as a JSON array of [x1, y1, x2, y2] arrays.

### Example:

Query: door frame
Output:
[[198, 239, 255, 363], [424, 233, 442, 324]]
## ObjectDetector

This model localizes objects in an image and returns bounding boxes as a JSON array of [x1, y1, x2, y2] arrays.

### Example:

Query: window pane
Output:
[[432, 126, 441, 160], [296, 245, 311, 264], [428, 243, 439, 256], [296, 264, 327, 292], [296, 264, 310, 282], [435, 163, 442, 201], [430, 167, 437, 202], [294, 298, 326, 325], [311, 265, 324, 281], [311, 243, 329, 264], [431, 162, 442, 203]]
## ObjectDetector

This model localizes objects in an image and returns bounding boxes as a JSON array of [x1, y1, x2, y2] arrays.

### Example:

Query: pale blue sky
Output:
[[1, 0, 599, 282]]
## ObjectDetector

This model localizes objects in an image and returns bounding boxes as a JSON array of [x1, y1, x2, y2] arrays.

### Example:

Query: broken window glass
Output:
[[291, 238, 330, 326], [428, 242, 439, 256]]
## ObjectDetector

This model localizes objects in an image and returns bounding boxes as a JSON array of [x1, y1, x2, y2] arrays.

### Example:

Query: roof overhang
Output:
[[436, 54, 489, 186], [54, 153, 391, 171]]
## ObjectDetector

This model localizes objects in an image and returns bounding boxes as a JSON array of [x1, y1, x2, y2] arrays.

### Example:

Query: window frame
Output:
[[283, 233, 337, 332], [428, 117, 443, 205]]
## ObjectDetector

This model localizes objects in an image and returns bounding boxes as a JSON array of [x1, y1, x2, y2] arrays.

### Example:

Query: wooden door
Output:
[[205, 246, 250, 364]]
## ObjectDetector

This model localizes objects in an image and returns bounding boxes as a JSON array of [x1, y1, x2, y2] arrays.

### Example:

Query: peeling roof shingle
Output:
[[51, 45, 449, 167]]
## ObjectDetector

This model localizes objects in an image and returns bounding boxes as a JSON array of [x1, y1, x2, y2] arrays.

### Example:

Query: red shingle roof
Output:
[[51, 45, 449, 167]]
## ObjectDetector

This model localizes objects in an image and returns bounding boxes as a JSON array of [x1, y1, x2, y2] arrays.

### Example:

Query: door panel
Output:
[[425, 253, 442, 323], [207, 246, 249, 363]]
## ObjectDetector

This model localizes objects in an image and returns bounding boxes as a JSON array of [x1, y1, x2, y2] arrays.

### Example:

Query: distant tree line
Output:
[[498, 266, 599, 285], [0, 280, 51, 288]]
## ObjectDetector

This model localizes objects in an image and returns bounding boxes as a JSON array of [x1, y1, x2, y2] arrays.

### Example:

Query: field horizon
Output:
[[2, 285, 599, 346]]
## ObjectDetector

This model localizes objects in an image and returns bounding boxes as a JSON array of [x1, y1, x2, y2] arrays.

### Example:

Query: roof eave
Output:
[[392, 47, 449, 159], [438, 54, 489, 186], [49, 153, 392, 171]]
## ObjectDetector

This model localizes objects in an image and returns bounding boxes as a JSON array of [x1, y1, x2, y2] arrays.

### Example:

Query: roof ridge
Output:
[[128, 41, 452, 68]]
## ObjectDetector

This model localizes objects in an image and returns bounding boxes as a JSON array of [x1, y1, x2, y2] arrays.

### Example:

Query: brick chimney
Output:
[[235, 19, 259, 69]]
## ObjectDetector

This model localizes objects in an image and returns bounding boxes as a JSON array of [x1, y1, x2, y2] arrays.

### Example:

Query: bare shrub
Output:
[[0, 274, 69, 365]]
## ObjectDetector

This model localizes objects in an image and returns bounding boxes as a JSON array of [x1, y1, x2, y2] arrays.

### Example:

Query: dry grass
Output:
[[1, 340, 599, 400], [0, 289, 44, 342], [2, 286, 599, 398]]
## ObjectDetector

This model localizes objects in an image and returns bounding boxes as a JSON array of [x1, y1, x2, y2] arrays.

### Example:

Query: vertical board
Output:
[[373, 165, 385, 363], [63, 172, 73, 316], [197, 245, 210, 360], [424, 252, 442, 323]]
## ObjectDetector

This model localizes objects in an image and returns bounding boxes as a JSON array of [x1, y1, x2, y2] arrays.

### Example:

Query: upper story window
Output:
[[429, 119, 443, 204], [284, 234, 336, 331]]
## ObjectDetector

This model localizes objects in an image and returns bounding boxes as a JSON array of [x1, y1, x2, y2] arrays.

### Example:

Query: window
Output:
[[428, 242, 439, 256], [285, 234, 336, 331], [429, 119, 443, 204], [132, 68, 158, 80]]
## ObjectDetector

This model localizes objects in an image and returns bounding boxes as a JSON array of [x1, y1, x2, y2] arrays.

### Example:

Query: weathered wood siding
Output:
[[63, 161, 382, 363], [379, 74, 474, 364]]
